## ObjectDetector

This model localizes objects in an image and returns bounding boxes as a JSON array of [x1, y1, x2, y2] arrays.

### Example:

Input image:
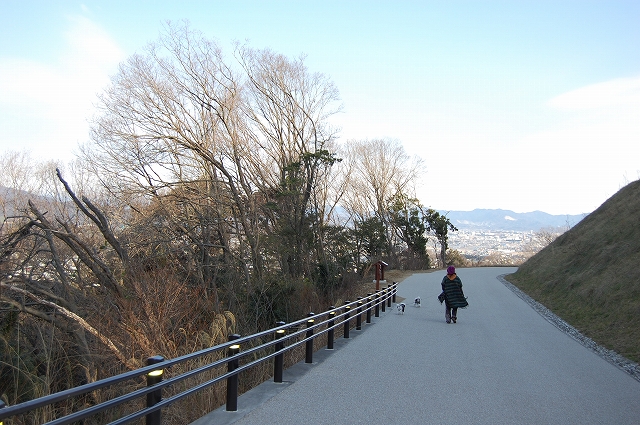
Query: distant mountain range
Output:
[[1, 184, 585, 234], [438, 209, 587, 232]]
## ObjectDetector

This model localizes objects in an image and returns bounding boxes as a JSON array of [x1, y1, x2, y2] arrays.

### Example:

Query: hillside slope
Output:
[[507, 180, 640, 363]]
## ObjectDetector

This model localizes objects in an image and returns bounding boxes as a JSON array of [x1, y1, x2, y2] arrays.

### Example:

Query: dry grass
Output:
[[506, 180, 640, 363]]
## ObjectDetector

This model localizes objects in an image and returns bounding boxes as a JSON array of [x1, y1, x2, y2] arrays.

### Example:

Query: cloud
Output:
[[0, 15, 124, 161], [508, 76, 640, 213], [424, 76, 640, 215], [548, 76, 640, 110], [543, 76, 640, 152], [62, 15, 124, 72]]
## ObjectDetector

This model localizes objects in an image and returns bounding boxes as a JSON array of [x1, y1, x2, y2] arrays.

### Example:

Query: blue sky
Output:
[[1, 1, 638, 215]]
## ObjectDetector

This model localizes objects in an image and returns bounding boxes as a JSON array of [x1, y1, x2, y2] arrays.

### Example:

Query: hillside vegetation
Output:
[[507, 180, 640, 363]]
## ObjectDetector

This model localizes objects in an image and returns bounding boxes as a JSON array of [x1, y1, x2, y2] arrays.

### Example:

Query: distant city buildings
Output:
[[442, 229, 551, 265]]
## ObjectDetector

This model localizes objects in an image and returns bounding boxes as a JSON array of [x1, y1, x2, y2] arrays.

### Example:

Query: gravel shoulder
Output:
[[498, 273, 640, 382]]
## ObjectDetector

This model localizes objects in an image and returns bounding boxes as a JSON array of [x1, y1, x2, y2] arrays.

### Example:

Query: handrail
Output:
[[0, 282, 399, 424]]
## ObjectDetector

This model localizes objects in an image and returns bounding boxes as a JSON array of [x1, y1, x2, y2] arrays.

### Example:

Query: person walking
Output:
[[441, 266, 468, 323]]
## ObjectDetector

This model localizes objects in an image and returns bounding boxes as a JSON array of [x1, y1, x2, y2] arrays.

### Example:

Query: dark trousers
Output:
[[445, 304, 458, 323]]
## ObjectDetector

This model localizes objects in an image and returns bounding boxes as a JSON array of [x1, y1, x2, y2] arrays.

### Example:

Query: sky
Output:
[[1, 1, 639, 215]]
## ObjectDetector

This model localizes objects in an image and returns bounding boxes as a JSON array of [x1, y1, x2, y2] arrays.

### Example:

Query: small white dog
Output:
[[413, 297, 421, 307], [396, 302, 406, 314]]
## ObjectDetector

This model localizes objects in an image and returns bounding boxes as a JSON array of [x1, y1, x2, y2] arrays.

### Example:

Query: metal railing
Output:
[[0, 282, 398, 425]]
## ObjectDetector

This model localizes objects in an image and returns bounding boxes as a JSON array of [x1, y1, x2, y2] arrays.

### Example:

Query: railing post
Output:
[[392, 281, 397, 303], [366, 293, 372, 323], [343, 302, 351, 339], [305, 313, 315, 363], [381, 288, 386, 313], [226, 334, 241, 411], [375, 290, 380, 317], [274, 322, 286, 383], [327, 308, 336, 350], [145, 355, 164, 425], [387, 285, 392, 308], [356, 297, 363, 330], [1, 399, 6, 425]]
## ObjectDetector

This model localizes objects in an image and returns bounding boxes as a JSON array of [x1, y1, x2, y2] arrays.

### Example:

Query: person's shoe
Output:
[[452, 317, 457, 323], [446, 320, 451, 324]]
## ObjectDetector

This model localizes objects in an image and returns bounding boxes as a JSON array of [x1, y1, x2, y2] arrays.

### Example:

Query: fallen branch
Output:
[[1, 281, 138, 371]]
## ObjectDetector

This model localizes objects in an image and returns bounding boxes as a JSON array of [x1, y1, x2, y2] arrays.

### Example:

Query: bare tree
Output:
[[1, 166, 237, 410], [0, 168, 137, 399], [338, 138, 425, 265], [341, 139, 423, 218], [80, 23, 257, 306], [237, 46, 341, 277], [523, 226, 567, 256], [80, 22, 342, 329]]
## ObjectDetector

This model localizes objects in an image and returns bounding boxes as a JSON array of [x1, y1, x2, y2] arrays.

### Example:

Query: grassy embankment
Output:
[[506, 180, 640, 363]]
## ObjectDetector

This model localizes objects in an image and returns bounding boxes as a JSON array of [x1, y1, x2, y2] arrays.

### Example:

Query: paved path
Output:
[[193, 267, 640, 425]]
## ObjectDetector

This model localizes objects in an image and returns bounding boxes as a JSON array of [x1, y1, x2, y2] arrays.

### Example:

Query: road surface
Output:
[[193, 267, 640, 425]]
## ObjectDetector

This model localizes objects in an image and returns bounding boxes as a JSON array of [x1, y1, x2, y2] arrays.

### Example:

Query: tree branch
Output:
[[1, 282, 138, 371], [56, 168, 128, 263]]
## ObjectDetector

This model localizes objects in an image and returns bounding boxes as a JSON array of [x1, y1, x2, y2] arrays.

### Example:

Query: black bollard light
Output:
[[366, 293, 372, 323], [387, 285, 392, 308], [226, 334, 241, 411], [327, 308, 336, 350], [381, 288, 386, 313], [1, 399, 7, 425], [146, 355, 165, 425], [305, 313, 315, 363], [392, 282, 397, 303], [375, 291, 380, 317], [343, 302, 351, 339], [274, 322, 286, 383]]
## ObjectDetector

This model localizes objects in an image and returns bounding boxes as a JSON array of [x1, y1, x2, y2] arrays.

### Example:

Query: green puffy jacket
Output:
[[441, 274, 469, 308]]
